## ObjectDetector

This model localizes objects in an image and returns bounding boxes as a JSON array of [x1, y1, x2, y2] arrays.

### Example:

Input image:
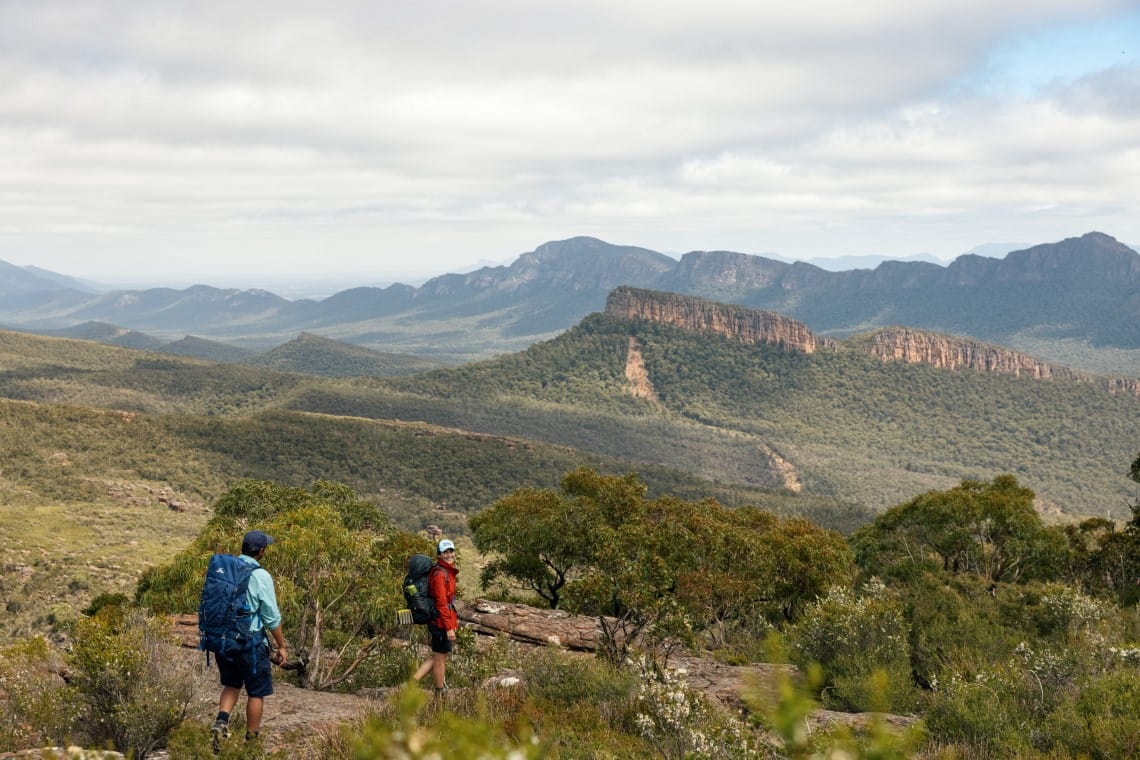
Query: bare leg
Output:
[[219, 686, 241, 714], [432, 652, 448, 689], [412, 657, 434, 682], [246, 696, 264, 733]]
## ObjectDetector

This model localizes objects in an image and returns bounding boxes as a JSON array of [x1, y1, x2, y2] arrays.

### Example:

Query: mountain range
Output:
[[2, 232, 1139, 374]]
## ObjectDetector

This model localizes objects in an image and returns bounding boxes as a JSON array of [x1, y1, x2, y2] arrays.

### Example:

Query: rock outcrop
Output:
[[603, 287, 1140, 397], [865, 327, 1140, 396], [864, 328, 1082, 379], [605, 286, 836, 354], [624, 336, 660, 404]]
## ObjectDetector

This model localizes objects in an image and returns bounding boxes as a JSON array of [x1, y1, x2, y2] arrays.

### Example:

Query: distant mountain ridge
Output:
[[605, 287, 1140, 397], [2, 232, 1138, 372], [0, 259, 99, 296]]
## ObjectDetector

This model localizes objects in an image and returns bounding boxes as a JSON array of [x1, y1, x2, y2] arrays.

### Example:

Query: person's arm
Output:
[[252, 568, 287, 663], [267, 623, 286, 664]]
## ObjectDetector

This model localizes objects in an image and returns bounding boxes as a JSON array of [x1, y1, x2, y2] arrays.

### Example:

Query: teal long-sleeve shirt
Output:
[[239, 554, 282, 632]]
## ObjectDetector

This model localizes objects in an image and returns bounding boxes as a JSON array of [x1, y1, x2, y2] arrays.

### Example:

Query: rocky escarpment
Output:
[[865, 327, 1140, 396], [604, 287, 1140, 397], [605, 286, 837, 354], [864, 328, 1084, 379]]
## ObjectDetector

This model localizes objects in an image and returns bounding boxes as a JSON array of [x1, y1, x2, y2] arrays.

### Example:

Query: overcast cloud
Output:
[[1, 0, 1138, 283]]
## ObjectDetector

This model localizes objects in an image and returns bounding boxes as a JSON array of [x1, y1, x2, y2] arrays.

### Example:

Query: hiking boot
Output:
[[210, 719, 230, 754]]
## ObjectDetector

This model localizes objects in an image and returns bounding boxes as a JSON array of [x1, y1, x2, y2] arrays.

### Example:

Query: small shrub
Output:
[[81, 592, 131, 617], [68, 607, 204, 758], [748, 665, 926, 760], [524, 648, 636, 727], [925, 664, 1041, 755], [631, 665, 764, 759], [1043, 669, 1140, 759], [791, 579, 916, 712], [0, 636, 76, 749], [446, 628, 516, 687], [346, 685, 547, 759], [1027, 583, 1115, 641]]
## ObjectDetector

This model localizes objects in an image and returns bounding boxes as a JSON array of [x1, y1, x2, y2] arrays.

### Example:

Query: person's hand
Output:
[[271, 646, 286, 665], [447, 629, 456, 642]]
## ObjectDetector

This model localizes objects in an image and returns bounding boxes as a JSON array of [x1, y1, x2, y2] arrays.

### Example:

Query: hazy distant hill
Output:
[[43, 321, 165, 350], [243, 332, 444, 377], [159, 335, 256, 362], [0, 259, 98, 296], [2, 232, 1138, 372]]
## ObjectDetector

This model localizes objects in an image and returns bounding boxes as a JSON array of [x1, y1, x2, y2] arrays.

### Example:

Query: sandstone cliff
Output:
[[863, 327, 1140, 396], [863, 328, 1083, 379], [603, 287, 1140, 397], [605, 286, 837, 354]]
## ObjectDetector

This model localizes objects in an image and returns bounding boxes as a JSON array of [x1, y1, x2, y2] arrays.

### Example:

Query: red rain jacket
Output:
[[428, 560, 459, 631]]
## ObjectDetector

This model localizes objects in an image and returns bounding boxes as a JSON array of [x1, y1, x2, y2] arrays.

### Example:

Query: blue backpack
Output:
[[198, 553, 261, 666]]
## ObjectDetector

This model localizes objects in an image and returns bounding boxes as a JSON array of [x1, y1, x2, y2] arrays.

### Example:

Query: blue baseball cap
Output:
[[243, 530, 274, 552]]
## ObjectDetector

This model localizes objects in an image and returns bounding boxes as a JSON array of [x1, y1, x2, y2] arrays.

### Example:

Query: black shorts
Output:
[[428, 623, 453, 654], [216, 643, 274, 698]]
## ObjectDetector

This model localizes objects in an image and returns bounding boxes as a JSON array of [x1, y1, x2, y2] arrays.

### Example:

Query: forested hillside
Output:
[[3, 314, 1135, 522], [311, 313, 1137, 518]]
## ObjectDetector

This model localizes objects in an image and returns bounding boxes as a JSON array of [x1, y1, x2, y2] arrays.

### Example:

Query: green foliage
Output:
[[748, 663, 926, 760], [852, 475, 1067, 583], [1043, 669, 1140, 759], [0, 636, 75, 749], [631, 665, 765, 759], [137, 479, 422, 690], [345, 686, 547, 759], [791, 579, 916, 712], [523, 647, 637, 717], [81, 593, 131, 618], [470, 486, 599, 608], [67, 606, 201, 758], [473, 468, 855, 667]]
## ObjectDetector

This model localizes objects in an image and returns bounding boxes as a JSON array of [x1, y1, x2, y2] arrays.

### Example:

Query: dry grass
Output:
[[0, 486, 208, 641]]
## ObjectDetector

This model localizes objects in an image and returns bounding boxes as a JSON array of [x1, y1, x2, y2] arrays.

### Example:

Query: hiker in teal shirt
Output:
[[211, 530, 287, 750]]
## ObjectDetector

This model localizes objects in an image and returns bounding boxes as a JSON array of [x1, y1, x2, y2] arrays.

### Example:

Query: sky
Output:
[[1, 0, 1138, 287]]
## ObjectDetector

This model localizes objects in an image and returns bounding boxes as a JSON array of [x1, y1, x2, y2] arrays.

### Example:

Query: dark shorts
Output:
[[216, 643, 273, 698], [428, 623, 453, 654]]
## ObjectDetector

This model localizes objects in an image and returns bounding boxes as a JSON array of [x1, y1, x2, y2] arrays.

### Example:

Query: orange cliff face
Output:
[[863, 328, 1079, 379], [602, 287, 1140, 397], [604, 286, 836, 354]]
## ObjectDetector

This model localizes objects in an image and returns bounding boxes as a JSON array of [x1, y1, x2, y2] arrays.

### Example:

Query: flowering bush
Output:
[[791, 579, 915, 712], [1031, 583, 1114, 640], [632, 665, 763, 759]]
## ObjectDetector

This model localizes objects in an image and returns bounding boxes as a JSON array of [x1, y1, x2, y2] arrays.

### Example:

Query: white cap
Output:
[[437, 539, 456, 553]]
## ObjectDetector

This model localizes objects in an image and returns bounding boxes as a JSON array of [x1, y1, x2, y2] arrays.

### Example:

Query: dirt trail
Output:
[[165, 604, 917, 754]]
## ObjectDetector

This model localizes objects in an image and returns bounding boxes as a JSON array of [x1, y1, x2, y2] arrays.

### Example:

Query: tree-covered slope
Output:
[[322, 314, 1138, 518], [242, 331, 443, 377]]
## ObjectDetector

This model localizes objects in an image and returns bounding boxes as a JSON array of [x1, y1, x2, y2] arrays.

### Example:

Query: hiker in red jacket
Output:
[[411, 539, 459, 692]]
